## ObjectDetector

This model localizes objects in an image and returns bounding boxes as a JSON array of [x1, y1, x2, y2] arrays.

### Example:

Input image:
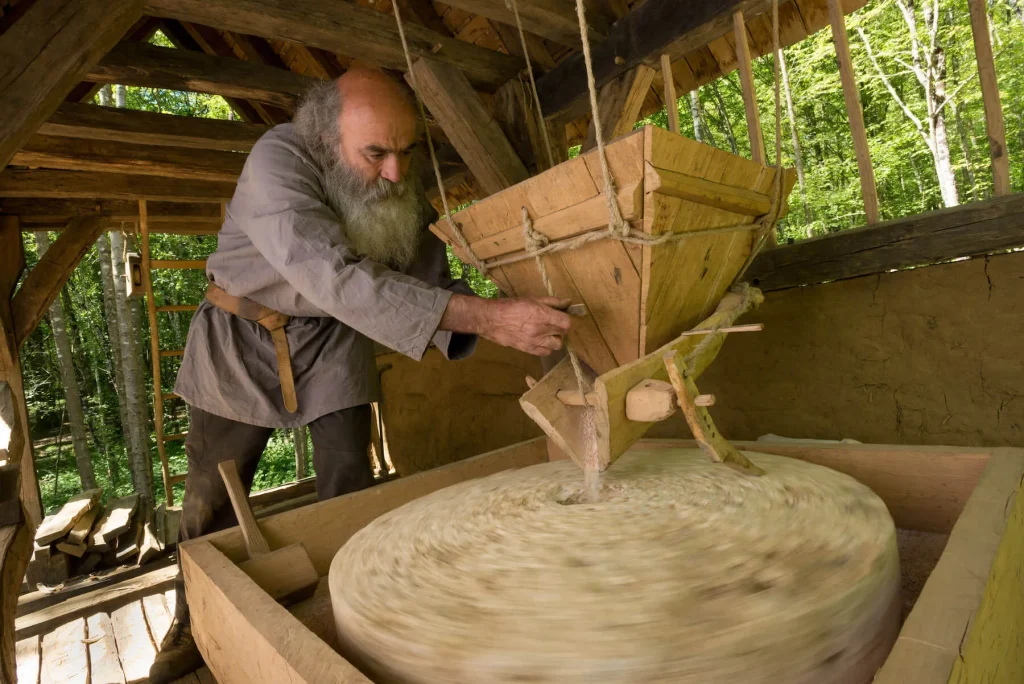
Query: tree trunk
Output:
[[710, 82, 739, 155], [110, 230, 154, 503], [929, 48, 959, 207], [96, 233, 131, 455], [98, 84, 112, 106], [115, 84, 126, 108], [34, 232, 96, 491], [689, 91, 703, 143], [779, 50, 812, 230], [293, 426, 308, 479], [950, 100, 979, 201]]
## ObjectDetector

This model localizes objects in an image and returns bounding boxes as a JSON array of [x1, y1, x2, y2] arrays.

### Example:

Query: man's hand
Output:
[[440, 294, 573, 356]]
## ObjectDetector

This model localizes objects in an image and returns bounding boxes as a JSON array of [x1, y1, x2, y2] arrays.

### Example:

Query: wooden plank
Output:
[[0, 0, 143, 169], [408, 58, 529, 196], [85, 612, 127, 684], [195, 438, 549, 574], [0, 169, 236, 202], [827, 0, 878, 224], [143, 0, 524, 90], [110, 601, 157, 683], [660, 54, 681, 134], [733, 11, 764, 164], [947, 451, 1024, 684], [646, 163, 773, 216], [13, 135, 246, 183], [442, 0, 608, 46], [34, 488, 101, 544], [89, 41, 317, 109], [535, 0, 761, 118], [876, 448, 1024, 682], [142, 592, 173, 645], [150, 260, 207, 270], [967, 0, 1010, 196], [745, 192, 1024, 291], [40, 617, 88, 684], [89, 495, 139, 551], [183, 541, 369, 683], [467, 181, 643, 260], [15, 636, 40, 684], [65, 505, 101, 546], [11, 216, 104, 348], [39, 102, 268, 152], [581, 64, 656, 152], [2, 199, 223, 225]]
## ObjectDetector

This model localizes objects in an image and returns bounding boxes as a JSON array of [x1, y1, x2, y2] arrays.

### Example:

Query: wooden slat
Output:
[[163, 392, 182, 401], [15, 636, 40, 684], [433, 0, 608, 46], [89, 41, 317, 109], [39, 102, 268, 152], [150, 260, 207, 270], [1, 199, 223, 224], [967, 0, 1010, 197], [827, 0, 878, 224], [169, 473, 188, 485], [33, 488, 101, 544], [408, 58, 529, 196], [0, 169, 236, 202], [163, 432, 188, 442], [110, 601, 157, 683], [40, 617, 88, 684], [0, 0, 143, 169], [746, 192, 1024, 291], [143, 0, 524, 90], [10, 216, 105, 348], [15, 565, 177, 640], [646, 163, 773, 216], [581, 64, 656, 153], [13, 135, 247, 183], [733, 11, 764, 164], [156, 304, 199, 313], [660, 54, 681, 135], [142, 592, 174, 645], [159, 349, 185, 358], [85, 612, 127, 684], [89, 495, 139, 551]]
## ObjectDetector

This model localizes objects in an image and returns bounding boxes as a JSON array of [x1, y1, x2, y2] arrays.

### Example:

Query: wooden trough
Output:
[[431, 126, 796, 470], [181, 438, 1024, 684]]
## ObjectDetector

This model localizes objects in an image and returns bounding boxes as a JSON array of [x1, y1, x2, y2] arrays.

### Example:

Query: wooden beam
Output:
[[0, 169, 236, 202], [13, 135, 247, 182], [11, 215, 105, 347], [143, 0, 524, 91], [535, 0, 761, 119], [827, 0, 878, 224], [39, 102, 268, 151], [745, 192, 1024, 291], [408, 59, 529, 196], [581, 64, 656, 152], [88, 41, 318, 110], [1, 524, 34, 683], [967, 0, 1010, 197], [0, 0, 143, 168], [1, 199, 223, 224], [490, 21, 558, 71], [660, 55, 681, 134], [436, 0, 608, 47], [733, 12, 764, 164]]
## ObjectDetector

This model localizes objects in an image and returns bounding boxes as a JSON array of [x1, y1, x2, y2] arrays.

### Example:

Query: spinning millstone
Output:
[[329, 449, 902, 683]]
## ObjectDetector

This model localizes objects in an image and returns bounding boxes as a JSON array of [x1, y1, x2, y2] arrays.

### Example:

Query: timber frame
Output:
[[178, 438, 1024, 683], [1, 0, 1022, 681]]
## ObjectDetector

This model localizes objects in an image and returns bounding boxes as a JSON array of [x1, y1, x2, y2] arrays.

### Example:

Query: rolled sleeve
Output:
[[234, 133, 452, 361]]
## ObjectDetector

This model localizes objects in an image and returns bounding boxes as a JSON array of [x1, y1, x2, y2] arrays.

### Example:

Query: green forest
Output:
[[21, 0, 1024, 514]]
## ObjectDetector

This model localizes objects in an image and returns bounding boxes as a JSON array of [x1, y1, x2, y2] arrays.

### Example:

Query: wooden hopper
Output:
[[430, 126, 796, 470]]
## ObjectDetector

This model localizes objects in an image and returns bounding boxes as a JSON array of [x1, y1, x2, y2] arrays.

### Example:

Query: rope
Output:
[[505, 0, 555, 169], [389, 0, 488, 276]]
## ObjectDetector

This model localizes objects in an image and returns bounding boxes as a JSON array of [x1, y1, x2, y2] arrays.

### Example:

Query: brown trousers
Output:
[[173, 404, 375, 622]]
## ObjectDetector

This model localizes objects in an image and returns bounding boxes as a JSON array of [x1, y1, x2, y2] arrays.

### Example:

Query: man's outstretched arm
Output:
[[439, 294, 572, 357]]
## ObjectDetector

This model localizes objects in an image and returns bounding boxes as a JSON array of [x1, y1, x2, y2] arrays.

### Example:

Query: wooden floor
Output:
[[14, 584, 215, 684]]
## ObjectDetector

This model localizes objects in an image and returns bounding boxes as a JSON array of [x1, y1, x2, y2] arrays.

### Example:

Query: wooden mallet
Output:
[[218, 460, 319, 604]]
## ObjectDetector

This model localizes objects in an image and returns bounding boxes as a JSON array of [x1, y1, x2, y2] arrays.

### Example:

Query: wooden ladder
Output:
[[138, 199, 213, 506]]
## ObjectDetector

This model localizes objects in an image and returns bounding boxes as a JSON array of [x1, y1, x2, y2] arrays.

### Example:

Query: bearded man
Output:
[[149, 68, 572, 682]]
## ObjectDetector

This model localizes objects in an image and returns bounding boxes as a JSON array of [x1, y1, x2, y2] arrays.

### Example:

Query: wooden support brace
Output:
[[663, 352, 763, 476], [660, 54, 680, 135], [733, 12, 764, 165], [967, 0, 1010, 197], [582, 64, 657, 152]]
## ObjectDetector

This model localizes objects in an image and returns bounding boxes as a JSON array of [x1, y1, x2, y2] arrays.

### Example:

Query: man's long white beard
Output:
[[321, 162, 426, 271]]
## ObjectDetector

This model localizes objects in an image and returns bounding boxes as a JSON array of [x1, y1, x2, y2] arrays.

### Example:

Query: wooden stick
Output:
[[682, 323, 763, 336], [733, 11, 764, 165], [827, 0, 879, 224], [660, 54, 680, 135], [217, 460, 270, 558], [967, 0, 1010, 196]]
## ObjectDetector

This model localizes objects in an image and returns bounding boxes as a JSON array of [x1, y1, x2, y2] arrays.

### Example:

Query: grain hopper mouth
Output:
[[430, 126, 795, 471]]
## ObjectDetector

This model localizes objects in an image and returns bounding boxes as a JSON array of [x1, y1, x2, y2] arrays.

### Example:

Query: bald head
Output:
[[332, 68, 418, 185]]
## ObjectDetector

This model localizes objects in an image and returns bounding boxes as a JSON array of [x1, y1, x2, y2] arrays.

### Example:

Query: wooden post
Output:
[[582, 64, 657, 152], [733, 12, 765, 165], [967, 0, 1010, 196], [139, 202, 173, 507], [827, 0, 879, 224], [660, 54, 680, 135]]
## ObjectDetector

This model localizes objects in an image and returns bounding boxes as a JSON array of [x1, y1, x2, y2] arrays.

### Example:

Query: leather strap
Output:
[[206, 283, 299, 413]]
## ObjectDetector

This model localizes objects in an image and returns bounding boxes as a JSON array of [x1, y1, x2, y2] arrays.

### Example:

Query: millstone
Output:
[[329, 449, 901, 683]]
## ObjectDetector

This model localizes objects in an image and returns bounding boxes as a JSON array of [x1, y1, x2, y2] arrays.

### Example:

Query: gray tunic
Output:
[[174, 124, 476, 428]]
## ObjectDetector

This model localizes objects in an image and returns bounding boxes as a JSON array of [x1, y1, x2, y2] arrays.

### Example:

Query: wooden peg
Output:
[[525, 376, 538, 389]]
